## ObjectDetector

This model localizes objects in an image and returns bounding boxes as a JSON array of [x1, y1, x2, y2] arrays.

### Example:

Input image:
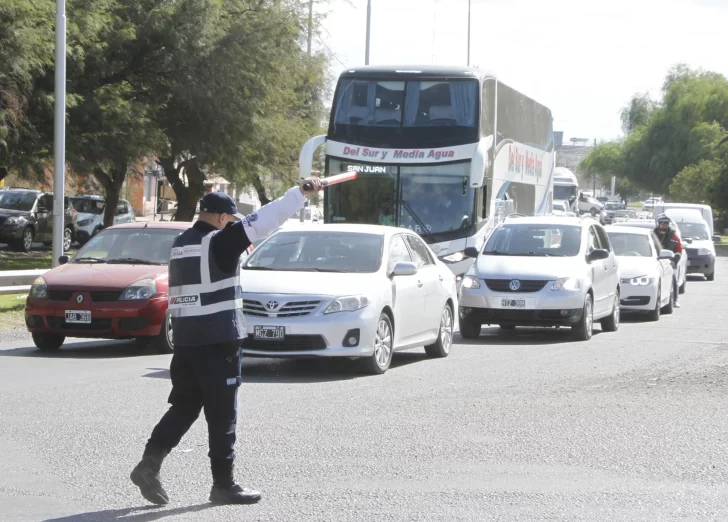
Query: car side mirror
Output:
[[586, 249, 609, 262], [713, 235, 721, 243], [685, 238, 693, 244], [58, 255, 70, 265], [658, 249, 674, 260], [463, 247, 479, 258], [391, 261, 418, 277]]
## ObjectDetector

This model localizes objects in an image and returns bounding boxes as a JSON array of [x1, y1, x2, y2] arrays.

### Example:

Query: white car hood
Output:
[[615, 256, 659, 279], [473, 255, 584, 280], [689, 239, 716, 254], [240, 269, 380, 297]]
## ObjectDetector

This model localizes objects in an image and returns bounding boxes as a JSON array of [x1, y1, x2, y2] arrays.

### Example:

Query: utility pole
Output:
[[365, 0, 372, 65], [467, 0, 471, 66], [53, 0, 67, 266], [307, 0, 313, 55]]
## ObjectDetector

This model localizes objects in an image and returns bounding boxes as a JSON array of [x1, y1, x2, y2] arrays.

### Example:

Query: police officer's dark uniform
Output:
[[131, 179, 320, 505]]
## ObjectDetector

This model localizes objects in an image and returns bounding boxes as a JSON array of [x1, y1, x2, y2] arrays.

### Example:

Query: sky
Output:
[[314, 0, 728, 144]]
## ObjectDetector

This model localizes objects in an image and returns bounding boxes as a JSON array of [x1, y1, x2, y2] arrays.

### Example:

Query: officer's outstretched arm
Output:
[[240, 186, 305, 242]]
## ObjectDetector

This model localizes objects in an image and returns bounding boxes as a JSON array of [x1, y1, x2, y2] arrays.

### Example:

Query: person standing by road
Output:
[[654, 213, 682, 308], [130, 177, 323, 506]]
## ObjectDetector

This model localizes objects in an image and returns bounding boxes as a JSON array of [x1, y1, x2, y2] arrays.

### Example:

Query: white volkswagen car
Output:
[[606, 226, 675, 320], [240, 224, 458, 374], [458, 216, 620, 341]]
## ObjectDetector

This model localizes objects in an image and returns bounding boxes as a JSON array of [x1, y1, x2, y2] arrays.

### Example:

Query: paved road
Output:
[[1, 258, 727, 521]]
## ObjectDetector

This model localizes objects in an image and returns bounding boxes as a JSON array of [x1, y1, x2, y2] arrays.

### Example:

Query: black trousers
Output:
[[147, 342, 243, 466]]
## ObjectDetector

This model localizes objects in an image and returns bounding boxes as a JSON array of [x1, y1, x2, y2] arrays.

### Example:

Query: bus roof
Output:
[[338, 65, 495, 81], [554, 167, 578, 184]]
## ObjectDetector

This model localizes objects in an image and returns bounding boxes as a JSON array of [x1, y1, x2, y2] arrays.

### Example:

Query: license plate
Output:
[[501, 298, 526, 308], [253, 325, 285, 340], [65, 310, 91, 324]]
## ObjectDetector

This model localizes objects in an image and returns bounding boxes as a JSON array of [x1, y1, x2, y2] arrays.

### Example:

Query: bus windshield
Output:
[[330, 78, 479, 146], [554, 184, 578, 201], [326, 158, 475, 242]]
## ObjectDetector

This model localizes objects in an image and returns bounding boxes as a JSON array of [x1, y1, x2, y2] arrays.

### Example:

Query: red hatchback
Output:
[[25, 222, 190, 352]]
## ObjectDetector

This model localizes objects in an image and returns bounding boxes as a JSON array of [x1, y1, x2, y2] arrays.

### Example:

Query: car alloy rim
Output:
[[165, 312, 174, 349], [63, 229, 71, 250], [440, 306, 453, 353], [586, 298, 593, 337], [374, 318, 392, 367], [23, 230, 32, 250], [613, 295, 620, 327]]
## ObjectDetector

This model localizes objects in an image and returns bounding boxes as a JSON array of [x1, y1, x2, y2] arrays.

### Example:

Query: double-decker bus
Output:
[[298, 65, 555, 277]]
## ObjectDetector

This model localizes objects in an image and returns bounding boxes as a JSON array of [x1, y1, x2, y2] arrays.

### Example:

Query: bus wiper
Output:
[[400, 200, 436, 243]]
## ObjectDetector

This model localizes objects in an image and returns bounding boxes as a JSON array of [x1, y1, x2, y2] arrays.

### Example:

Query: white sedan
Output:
[[606, 226, 675, 320], [239, 224, 458, 374]]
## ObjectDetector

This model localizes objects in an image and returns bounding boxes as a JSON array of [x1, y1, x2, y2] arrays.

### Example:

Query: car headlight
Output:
[[119, 279, 158, 300], [5, 216, 25, 225], [324, 295, 370, 314], [551, 277, 581, 291], [78, 218, 93, 226], [29, 276, 48, 299], [460, 275, 481, 289], [620, 276, 655, 286], [697, 248, 712, 256], [441, 251, 465, 263]]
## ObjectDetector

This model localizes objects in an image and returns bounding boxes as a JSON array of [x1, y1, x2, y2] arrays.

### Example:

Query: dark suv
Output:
[[0, 189, 78, 252]]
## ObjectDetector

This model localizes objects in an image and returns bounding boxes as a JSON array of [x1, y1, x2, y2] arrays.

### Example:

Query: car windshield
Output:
[[244, 231, 383, 273], [73, 228, 183, 264], [484, 224, 582, 257], [71, 198, 105, 214], [0, 191, 37, 211], [615, 210, 636, 218], [676, 221, 710, 240], [607, 232, 652, 257], [553, 203, 566, 212], [605, 202, 620, 210]]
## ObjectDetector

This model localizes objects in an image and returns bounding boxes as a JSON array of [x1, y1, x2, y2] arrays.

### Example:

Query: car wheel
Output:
[[153, 311, 174, 354], [459, 317, 481, 339], [425, 304, 453, 358], [63, 228, 73, 251], [32, 333, 65, 351], [661, 285, 674, 315], [13, 227, 34, 252], [590, 207, 598, 217], [647, 290, 661, 322], [572, 293, 593, 341], [601, 291, 620, 332], [360, 313, 393, 375], [706, 272, 715, 282]]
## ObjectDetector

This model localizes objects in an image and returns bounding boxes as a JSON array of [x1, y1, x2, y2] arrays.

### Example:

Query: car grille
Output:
[[484, 279, 548, 292], [242, 334, 326, 352], [685, 248, 698, 257], [47, 290, 121, 302], [47, 317, 113, 331], [242, 299, 321, 318], [621, 296, 650, 306]]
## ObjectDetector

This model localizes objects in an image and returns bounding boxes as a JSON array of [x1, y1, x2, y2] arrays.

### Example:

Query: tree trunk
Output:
[[0, 167, 8, 182], [92, 166, 124, 228], [161, 156, 206, 222], [252, 173, 271, 206]]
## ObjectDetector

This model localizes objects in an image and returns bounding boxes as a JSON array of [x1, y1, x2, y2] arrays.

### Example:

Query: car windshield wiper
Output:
[[243, 266, 275, 270], [106, 258, 160, 265], [483, 250, 511, 256], [73, 257, 108, 263], [399, 200, 436, 244]]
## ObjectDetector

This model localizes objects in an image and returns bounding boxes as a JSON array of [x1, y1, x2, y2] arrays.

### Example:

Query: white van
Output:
[[666, 209, 717, 281], [654, 203, 716, 238]]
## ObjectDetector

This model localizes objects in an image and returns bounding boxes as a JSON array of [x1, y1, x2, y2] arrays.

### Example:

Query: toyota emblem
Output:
[[76, 294, 84, 304], [508, 280, 521, 291], [265, 300, 279, 311]]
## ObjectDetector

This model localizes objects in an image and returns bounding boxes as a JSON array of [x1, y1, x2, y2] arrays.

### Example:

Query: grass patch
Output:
[[0, 292, 28, 330], [627, 202, 643, 208], [0, 252, 53, 271]]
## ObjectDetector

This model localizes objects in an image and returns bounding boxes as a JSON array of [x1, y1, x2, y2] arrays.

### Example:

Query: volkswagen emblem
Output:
[[76, 294, 84, 304], [265, 300, 279, 311], [508, 280, 521, 291]]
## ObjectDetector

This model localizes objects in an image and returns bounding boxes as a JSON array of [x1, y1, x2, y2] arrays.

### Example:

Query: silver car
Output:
[[458, 215, 620, 341]]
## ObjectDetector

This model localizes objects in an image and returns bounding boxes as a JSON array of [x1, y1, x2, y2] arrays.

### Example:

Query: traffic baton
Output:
[[302, 171, 358, 191]]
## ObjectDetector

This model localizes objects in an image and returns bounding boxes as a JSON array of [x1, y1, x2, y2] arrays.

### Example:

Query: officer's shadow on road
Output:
[[43, 503, 216, 522], [0, 339, 156, 359], [455, 326, 607, 345]]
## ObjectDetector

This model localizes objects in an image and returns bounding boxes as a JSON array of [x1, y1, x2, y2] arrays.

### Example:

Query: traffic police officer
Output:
[[131, 177, 323, 505]]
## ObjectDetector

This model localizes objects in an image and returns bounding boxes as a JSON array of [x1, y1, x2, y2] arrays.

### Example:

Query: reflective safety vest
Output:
[[167, 227, 244, 347]]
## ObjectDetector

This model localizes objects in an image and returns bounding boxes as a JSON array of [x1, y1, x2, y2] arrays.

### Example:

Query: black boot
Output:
[[130, 446, 170, 505], [209, 460, 261, 505]]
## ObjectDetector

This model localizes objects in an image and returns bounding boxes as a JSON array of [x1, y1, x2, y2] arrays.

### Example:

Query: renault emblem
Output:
[[76, 294, 84, 304], [509, 280, 521, 291], [265, 300, 279, 311]]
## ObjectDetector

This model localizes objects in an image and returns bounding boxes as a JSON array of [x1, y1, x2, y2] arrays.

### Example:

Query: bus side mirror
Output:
[[468, 136, 492, 188], [463, 247, 479, 258], [298, 134, 326, 180]]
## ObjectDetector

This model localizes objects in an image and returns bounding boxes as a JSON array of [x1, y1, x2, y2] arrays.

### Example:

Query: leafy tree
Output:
[[669, 159, 721, 204], [620, 93, 655, 135]]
